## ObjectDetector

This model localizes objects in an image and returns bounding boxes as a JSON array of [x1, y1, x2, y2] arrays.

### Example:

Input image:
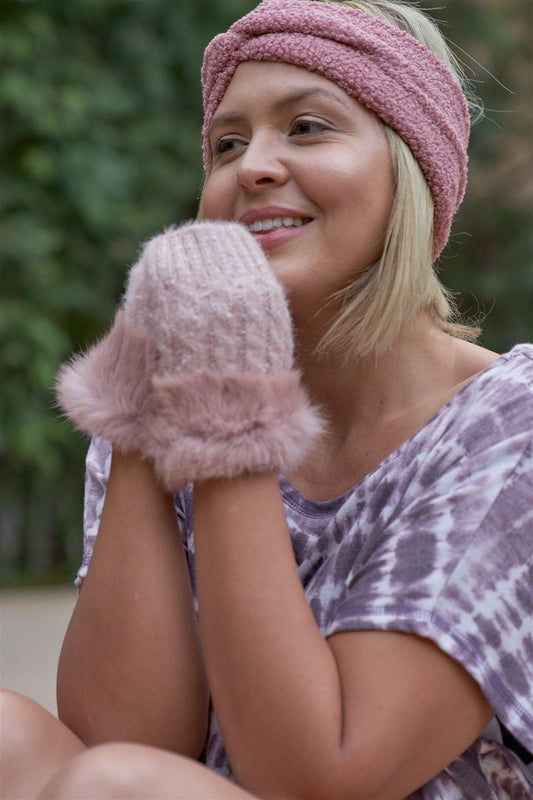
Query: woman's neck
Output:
[[289, 314, 499, 500]]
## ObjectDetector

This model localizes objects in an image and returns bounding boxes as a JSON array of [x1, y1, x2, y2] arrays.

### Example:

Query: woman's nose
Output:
[[236, 135, 289, 192]]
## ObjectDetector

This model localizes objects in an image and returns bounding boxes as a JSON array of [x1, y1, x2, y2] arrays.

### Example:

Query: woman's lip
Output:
[[249, 219, 312, 250]]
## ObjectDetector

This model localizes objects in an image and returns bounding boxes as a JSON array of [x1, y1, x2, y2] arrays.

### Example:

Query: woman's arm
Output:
[[193, 473, 492, 800], [57, 451, 209, 757]]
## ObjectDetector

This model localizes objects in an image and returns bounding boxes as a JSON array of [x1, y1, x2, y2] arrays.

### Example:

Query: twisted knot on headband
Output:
[[202, 0, 471, 259]]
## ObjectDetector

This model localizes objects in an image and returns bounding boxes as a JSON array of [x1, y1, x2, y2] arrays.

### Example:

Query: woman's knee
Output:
[[37, 743, 173, 799], [37, 742, 258, 800], [0, 689, 85, 799], [0, 689, 83, 752]]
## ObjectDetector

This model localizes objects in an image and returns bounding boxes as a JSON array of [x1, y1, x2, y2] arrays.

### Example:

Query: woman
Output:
[[2, 1, 531, 798]]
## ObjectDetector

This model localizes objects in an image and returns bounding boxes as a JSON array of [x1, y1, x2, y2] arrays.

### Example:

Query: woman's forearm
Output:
[[57, 452, 209, 756], [193, 473, 344, 797]]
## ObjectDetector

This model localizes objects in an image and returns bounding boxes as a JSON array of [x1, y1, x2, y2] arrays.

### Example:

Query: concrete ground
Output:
[[0, 586, 77, 716]]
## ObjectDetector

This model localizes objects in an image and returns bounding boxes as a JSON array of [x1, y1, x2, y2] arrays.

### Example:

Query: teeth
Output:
[[247, 217, 306, 233]]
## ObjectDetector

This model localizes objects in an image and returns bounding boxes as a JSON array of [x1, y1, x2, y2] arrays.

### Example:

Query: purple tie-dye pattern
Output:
[[78, 345, 533, 797]]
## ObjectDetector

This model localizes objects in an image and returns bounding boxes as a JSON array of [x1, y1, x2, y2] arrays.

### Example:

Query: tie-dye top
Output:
[[78, 344, 533, 799]]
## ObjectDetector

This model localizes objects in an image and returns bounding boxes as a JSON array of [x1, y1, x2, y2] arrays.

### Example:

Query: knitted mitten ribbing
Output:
[[125, 221, 293, 376]]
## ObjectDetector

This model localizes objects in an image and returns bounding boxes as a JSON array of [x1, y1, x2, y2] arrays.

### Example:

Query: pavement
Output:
[[0, 586, 77, 716]]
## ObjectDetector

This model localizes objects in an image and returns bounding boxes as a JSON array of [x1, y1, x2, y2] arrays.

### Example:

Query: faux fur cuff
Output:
[[56, 311, 155, 453], [145, 370, 326, 490]]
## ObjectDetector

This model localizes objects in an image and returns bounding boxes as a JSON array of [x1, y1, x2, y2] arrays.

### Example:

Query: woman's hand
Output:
[[124, 220, 325, 490], [57, 221, 324, 490]]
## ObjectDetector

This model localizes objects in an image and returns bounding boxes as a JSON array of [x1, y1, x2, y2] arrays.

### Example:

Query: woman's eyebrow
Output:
[[209, 112, 246, 137], [209, 87, 351, 136], [272, 87, 352, 112]]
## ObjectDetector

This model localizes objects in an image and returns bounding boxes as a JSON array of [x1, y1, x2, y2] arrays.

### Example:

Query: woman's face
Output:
[[202, 62, 394, 318]]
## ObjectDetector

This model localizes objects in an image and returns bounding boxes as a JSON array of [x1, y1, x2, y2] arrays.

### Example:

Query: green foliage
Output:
[[438, 0, 533, 351], [0, 0, 255, 584], [1, 0, 531, 584]]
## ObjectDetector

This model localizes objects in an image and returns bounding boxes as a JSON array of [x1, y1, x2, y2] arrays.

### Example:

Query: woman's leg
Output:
[[37, 742, 259, 800], [0, 690, 85, 800], [1, 690, 258, 799]]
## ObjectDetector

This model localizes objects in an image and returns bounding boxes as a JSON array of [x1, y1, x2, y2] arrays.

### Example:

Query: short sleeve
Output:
[[325, 431, 533, 750], [75, 437, 112, 588]]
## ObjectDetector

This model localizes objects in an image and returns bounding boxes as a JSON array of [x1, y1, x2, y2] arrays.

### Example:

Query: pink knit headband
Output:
[[202, 0, 471, 258]]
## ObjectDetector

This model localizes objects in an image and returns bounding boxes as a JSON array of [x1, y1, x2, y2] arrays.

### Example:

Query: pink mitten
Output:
[[57, 221, 324, 488]]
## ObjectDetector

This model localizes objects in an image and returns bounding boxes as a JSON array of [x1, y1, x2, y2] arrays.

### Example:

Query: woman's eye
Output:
[[290, 119, 327, 136], [212, 136, 245, 157]]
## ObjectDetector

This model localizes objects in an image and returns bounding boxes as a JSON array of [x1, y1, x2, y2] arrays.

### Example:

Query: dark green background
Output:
[[1, 0, 531, 584]]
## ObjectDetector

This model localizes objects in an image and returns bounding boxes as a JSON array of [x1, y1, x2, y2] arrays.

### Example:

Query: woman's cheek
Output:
[[201, 177, 234, 222]]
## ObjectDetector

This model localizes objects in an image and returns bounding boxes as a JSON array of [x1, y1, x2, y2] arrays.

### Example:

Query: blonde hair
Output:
[[306, 0, 483, 359]]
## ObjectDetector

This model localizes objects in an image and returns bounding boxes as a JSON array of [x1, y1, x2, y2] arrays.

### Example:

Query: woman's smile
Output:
[[238, 205, 314, 250]]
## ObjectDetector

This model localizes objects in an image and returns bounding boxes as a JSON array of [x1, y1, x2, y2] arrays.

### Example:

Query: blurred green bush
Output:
[[1, 0, 531, 585]]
